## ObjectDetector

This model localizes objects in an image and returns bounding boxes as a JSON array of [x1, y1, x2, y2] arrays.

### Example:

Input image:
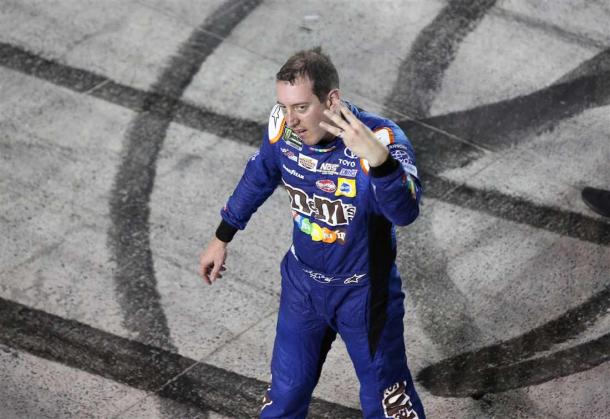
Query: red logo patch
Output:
[[316, 179, 337, 193]]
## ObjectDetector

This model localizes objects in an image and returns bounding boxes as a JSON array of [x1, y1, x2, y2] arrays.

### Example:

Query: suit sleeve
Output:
[[217, 130, 281, 240], [368, 126, 422, 226]]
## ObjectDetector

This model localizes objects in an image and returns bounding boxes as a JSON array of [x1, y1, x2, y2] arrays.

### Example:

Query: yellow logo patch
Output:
[[335, 177, 356, 198]]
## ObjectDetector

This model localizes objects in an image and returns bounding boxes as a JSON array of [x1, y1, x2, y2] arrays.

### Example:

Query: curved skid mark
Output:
[[401, 70, 610, 152], [0, 296, 361, 418], [418, 285, 610, 396], [555, 48, 610, 85], [420, 333, 610, 397], [421, 173, 610, 246], [385, 0, 497, 118], [107, 0, 262, 351]]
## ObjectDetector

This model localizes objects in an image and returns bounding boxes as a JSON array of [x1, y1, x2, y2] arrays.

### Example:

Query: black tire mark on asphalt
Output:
[[384, 1, 608, 409], [2, 30, 609, 413], [395, 53, 610, 406], [2, 43, 606, 245], [107, 0, 261, 348], [490, 6, 609, 50], [385, 2, 537, 415], [0, 42, 263, 144], [0, 296, 360, 419], [422, 172, 610, 245], [418, 286, 610, 396], [106, 0, 262, 416], [555, 48, 610, 85], [384, 0, 497, 118], [400, 69, 610, 153]]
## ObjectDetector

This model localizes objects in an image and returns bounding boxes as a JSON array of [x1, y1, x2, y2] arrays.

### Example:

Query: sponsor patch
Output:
[[339, 158, 356, 168], [316, 179, 336, 193], [335, 177, 356, 198], [344, 147, 358, 159], [374, 127, 395, 146], [298, 153, 318, 172], [344, 273, 365, 284], [406, 175, 417, 200], [388, 143, 410, 153], [383, 381, 418, 419], [339, 168, 358, 177], [268, 105, 285, 144], [283, 127, 303, 150], [280, 147, 298, 162], [318, 162, 340, 175], [294, 213, 347, 245], [391, 149, 412, 164], [282, 164, 304, 179], [401, 162, 418, 178], [304, 269, 335, 283], [382, 381, 419, 419], [284, 180, 356, 226]]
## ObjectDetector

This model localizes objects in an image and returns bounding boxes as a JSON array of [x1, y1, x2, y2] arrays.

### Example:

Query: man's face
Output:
[[276, 77, 336, 146]]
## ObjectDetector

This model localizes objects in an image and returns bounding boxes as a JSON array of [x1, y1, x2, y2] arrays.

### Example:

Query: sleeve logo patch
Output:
[[374, 127, 395, 147], [268, 105, 285, 144]]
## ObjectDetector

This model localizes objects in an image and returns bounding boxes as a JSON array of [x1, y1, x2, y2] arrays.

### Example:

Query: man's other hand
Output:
[[198, 237, 228, 285]]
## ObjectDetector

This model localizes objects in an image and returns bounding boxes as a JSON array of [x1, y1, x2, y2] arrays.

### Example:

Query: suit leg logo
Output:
[[383, 381, 418, 419]]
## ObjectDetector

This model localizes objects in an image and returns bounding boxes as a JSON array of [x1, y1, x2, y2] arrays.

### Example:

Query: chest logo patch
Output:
[[318, 162, 340, 175], [298, 154, 318, 172], [283, 127, 303, 150], [335, 177, 356, 198], [316, 179, 336, 193], [284, 180, 356, 226]]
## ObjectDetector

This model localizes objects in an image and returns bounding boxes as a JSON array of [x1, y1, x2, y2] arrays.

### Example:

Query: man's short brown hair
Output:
[[276, 48, 340, 102]]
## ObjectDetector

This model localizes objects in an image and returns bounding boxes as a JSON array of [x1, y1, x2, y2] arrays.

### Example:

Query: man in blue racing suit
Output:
[[199, 49, 425, 419]]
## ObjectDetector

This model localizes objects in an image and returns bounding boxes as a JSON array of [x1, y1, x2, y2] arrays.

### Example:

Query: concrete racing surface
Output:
[[1, 0, 609, 417]]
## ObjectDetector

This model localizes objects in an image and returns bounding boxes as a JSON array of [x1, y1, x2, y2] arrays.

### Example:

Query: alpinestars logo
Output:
[[283, 180, 356, 226], [344, 273, 365, 284], [382, 381, 418, 419]]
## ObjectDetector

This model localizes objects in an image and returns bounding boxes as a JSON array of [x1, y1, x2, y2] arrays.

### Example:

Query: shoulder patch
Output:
[[268, 105, 285, 144], [373, 127, 395, 147], [360, 127, 395, 174]]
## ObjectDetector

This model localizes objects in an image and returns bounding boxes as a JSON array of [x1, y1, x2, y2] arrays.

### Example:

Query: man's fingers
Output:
[[201, 266, 212, 285], [319, 121, 344, 137], [210, 259, 226, 282], [338, 102, 359, 125], [323, 109, 350, 131]]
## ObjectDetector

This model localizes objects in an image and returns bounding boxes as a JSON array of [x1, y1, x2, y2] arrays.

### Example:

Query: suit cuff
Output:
[[369, 155, 399, 177], [215, 219, 239, 243]]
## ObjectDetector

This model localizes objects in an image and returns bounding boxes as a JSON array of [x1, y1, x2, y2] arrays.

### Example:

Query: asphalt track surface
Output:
[[1, 0, 609, 418]]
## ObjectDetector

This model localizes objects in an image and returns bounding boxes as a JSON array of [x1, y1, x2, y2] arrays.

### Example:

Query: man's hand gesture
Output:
[[319, 102, 389, 167], [198, 237, 228, 285]]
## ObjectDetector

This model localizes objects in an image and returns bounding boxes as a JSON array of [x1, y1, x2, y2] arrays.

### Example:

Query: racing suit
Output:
[[215, 102, 425, 419]]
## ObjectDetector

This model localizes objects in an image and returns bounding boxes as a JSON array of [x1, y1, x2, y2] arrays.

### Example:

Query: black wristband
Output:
[[369, 154, 399, 177], [215, 219, 239, 243]]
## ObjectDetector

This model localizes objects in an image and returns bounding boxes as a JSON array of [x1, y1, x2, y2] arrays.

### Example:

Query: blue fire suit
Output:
[[215, 102, 425, 419]]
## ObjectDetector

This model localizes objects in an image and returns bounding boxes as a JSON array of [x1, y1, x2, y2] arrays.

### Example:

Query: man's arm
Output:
[[320, 102, 422, 226], [199, 108, 282, 284]]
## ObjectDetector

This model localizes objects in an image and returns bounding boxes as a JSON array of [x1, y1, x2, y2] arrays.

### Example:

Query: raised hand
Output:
[[319, 102, 389, 167]]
